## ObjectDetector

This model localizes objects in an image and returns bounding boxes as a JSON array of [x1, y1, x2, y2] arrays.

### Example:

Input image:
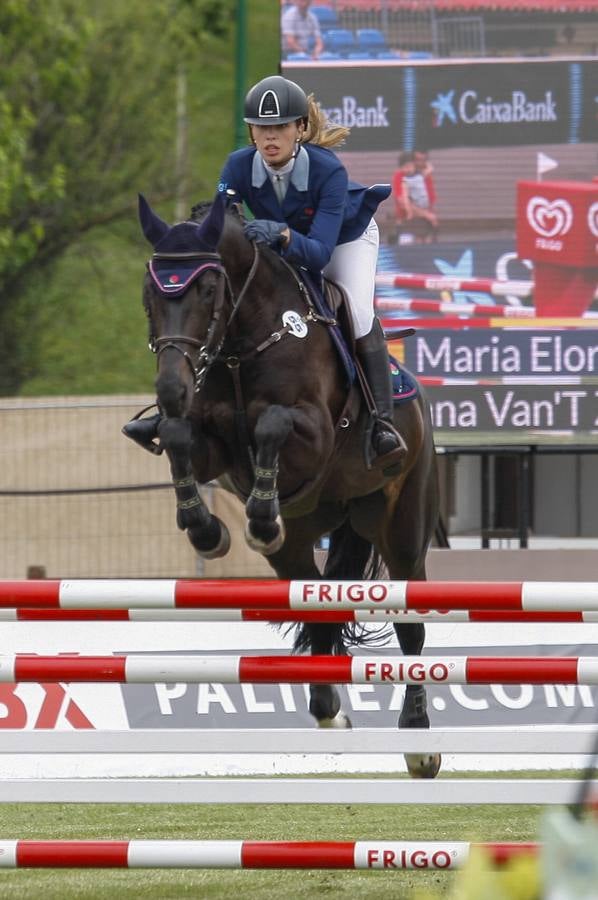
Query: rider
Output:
[[124, 74, 406, 472]]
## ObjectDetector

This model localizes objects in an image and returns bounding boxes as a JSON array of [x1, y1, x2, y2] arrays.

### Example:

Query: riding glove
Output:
[[244, 219, 286, 247]]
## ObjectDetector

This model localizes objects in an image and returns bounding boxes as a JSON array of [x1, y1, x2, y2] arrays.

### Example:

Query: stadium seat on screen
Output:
[[318, 51, 341, 60], [406, 50, 433, 59], [311, 5, 338, 28], [376, 50, 401, 59], [286, 52, 311, 61], [356, 28, 387, 53], [323, 29, 356, 55], [347, 51, 372, 59]]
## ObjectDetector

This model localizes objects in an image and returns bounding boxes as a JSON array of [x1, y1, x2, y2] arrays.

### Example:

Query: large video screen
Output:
[[281, 41, 598, 446]]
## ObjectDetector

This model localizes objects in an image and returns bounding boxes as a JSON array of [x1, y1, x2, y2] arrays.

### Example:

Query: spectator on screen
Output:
[[392, 149, 439, 243], [281, 0, 324, 60], [414, 149, 437, 208]]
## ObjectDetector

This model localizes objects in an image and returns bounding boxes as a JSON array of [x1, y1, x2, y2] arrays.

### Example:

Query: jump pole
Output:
[[1, 654, 598, 684], [2, 726, 595, 755], [375, 297, 536, 317], [3, 579, 598, 612], [375, 272, 534, 297], [2, 608, 597, 623], [0, 839, 538, 869], [0, 778, 587, 805]]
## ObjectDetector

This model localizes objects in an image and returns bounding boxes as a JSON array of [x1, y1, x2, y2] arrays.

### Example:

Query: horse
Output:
[[134, 190, 441, 778]]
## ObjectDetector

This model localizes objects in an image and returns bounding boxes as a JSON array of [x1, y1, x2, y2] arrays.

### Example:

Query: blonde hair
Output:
[[302, 93, 350, 148]]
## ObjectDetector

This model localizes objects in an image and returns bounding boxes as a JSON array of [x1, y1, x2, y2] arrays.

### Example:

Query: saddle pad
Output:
[[297, 269, 356, 386], [286, 268, 417, 403], [149, 257, 220, 298], [390, 355, 418, 404]]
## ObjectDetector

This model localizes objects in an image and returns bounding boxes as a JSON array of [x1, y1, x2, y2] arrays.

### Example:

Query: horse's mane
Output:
[[189, 198, 293, 282], [190, 199, 245, 225]]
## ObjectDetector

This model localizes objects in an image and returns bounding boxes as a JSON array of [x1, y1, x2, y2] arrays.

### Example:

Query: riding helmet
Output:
[[243, 75, 308, 126]]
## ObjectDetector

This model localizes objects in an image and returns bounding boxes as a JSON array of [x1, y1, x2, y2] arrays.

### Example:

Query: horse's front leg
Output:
[[158, 416, 230, 559], [245, 404, 293, 555]]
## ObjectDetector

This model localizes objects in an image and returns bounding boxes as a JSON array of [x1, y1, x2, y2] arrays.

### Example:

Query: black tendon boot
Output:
[[121, 412, 163, 454], [356, 319, 407, 474]]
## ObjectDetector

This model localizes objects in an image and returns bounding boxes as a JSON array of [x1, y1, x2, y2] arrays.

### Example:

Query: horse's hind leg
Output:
[[395, 620, 440, 779], [303, 622, 351, 728], [245, 405, 293, 555], [382, 437, 441, 778], [266, 515, 351, 729], [159, 417, 230, 559]]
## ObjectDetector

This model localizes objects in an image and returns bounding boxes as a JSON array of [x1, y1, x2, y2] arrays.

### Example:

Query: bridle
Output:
[[147, 245, 259, 393]]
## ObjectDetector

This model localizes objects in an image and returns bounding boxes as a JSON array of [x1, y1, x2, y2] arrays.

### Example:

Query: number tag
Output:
[[282, 310, 308, 338]]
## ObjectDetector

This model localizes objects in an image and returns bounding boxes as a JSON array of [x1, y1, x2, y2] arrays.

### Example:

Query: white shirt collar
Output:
[[251, 145, 310, 191], [262, 157, 295, 179]]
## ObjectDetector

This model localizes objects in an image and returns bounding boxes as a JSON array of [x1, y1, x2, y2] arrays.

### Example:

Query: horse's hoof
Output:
[[404, 752, 442, 779], [245, 516, 285, 555], [195, 521, 231, 559], [317, 711, 352, 729]]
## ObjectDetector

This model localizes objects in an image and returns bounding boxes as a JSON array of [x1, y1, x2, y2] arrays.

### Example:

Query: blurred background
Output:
[[0, 0, 280, 578], [2, 1, 598, 579]]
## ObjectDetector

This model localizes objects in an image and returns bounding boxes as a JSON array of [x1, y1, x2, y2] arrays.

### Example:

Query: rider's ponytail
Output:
[[302, 93, 350, 148]]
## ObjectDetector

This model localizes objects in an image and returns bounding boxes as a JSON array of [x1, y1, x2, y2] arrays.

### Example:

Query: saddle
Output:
[[296, 267, 418, 405]]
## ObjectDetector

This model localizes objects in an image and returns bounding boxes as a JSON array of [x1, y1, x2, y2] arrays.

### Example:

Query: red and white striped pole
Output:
[[375, 272, 534, 297], [3, 579, 598, 612], [375, 273, 597, 305], [0, 839, 538, 869], [376, 297, 535, 317], [1, 654, 597, 684], [1, 607, 596, 623]]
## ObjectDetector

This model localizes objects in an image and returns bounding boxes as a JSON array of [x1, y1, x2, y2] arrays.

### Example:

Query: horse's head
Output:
[[139, 193, 228, 417]]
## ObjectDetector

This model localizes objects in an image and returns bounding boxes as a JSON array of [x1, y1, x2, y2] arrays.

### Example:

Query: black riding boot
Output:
[[122, 412, 163, 454], [356, 319, 407, 474]]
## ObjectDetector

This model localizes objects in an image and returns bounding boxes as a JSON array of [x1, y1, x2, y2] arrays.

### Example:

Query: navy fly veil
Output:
[[149, 257, 223, 298], [140, 193, 227, 298], [146, 214, 225, 298]]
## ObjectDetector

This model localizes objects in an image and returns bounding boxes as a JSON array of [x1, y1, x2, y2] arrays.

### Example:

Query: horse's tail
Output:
[[292, 520, 392, 655]]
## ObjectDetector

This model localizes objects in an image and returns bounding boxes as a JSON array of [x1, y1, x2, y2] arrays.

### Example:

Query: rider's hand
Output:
[[244, 219, 286, 247]]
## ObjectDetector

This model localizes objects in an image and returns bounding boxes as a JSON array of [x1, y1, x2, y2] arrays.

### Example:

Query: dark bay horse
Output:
[[136, 191, 441, 778]]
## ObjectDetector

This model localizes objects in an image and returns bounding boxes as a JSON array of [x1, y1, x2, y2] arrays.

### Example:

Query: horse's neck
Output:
[[221, 236, 290, 332]]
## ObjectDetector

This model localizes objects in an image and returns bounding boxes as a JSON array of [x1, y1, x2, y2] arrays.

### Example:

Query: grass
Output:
[[0, 801, 543, 899], [0, 769, 566, 899]]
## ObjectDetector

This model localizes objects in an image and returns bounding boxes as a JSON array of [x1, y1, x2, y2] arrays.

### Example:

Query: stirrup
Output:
[[371, 420, 407, 474]]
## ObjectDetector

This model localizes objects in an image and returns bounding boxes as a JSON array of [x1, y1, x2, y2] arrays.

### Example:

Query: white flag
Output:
[[537, 152, 559, 178]]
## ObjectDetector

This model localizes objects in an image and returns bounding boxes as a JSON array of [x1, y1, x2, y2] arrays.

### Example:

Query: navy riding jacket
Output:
[[218, 143, 391, 273]]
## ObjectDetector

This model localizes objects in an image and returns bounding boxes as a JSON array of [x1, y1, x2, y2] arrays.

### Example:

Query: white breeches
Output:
[[322, 218, 379, 339]]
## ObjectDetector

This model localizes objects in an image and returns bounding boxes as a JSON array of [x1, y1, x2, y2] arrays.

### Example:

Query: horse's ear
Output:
[[196, 190, 227, 252], [138, 194, 170, 247]]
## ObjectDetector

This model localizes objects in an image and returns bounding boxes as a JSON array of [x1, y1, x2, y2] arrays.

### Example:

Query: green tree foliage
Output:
[[0, 0, 236, 393]]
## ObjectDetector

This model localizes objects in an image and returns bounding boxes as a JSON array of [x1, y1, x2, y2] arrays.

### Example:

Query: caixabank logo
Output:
[[431, 88, 558, 128], [320, 95, 390, 129]]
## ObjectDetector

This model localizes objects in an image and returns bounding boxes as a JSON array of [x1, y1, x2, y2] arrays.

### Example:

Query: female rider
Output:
[[125, 75, 405, 472], [222, 74, 405, 473]]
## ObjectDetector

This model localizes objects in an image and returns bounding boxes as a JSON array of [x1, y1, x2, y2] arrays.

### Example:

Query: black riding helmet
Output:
[[243, 75, 308, 127]]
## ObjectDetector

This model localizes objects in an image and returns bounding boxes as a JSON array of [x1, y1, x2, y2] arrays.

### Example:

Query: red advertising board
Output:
[[517, 180, 598, 268]]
